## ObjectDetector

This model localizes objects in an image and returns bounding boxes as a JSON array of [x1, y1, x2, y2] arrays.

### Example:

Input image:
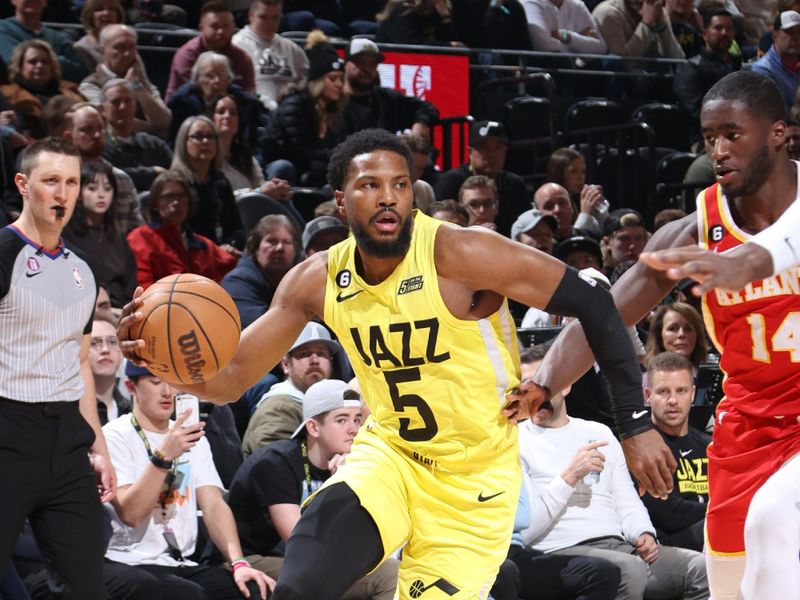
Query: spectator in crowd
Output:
[[376, 0, 462, 45], [228, 379, 399, 597], [169, 51, 264, 144], [0, 0, 89, 83], [280, 0, 347, 35], [0, 137, 114, 600], [752, 10, 800, 113], [1, 40, 85, 139], [641, 351, 710, 552], [88, 316, 131, 426], [426, 198, 469, 226], [522, 0, 608, 53], [453, 0, 532, 52], [666, 0, 703, 57], [553, 235, 604, 270], [79, 24, 171, 138], [63, 103, 145, 234], [458, 175, 501, 231], [102, 362, 273, 599], [75, 0, 126, 71], [593, 0, 684, 58], [397, 132, 437, 212], [95, 283, 116, 322], [166, 0, 255, 101], [435, 120, 529, 237], [601, 208, 648, 274], [123, 0, 187, 26], [101, 79, 173, 191], [643, 302, 708, 372], [270, 30, 348, 187], [511, 208, 558, 253], [222, 214, 302, 330], [170, 115, 243, 247], [211, 93, 294, 203], [127, 169, 238, 288], [62, 161, 138, 308], [339, 0, 386, 35], [533, 182, 591, 242], [652, 207, 687, 230], [517, 348, 709, 600], [241, 322, 340, 455], [232, 0, 309, 112], [786, 117, 800, 159], [342, 38, 439, 142], [674, 9, 739, 142], [547, 147, 609, 237], [302, 215, 348, 256]]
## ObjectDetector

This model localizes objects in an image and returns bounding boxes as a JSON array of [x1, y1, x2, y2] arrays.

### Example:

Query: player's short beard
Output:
[[351, 215, 412, 258], [724, 143, 771, 198]]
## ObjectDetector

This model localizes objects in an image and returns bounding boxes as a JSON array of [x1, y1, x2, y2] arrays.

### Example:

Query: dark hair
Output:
[[646, 351, 694, 383], [208, 93, 253, 177], [42, 95, 80, 137], [20, 137, 80, 176], [147, 170, 198, 223], [245, 214, 301, 260], [457, 174, 497, 204], [327, 129, 413, 191], [700, 7, 732, 28], [69, 161, 119, 239], [645, 302, 708, 368], [520, 344, 549, 365], [653, 208, 687, 231], [703, 71, 787, 124], [546, 147, 583, 187], [400, 132, 431, 155], [80, 0, 125, 36], [427, 199, 469, 226], [200, 0, 232, 20], [251, 0, 282, 8]]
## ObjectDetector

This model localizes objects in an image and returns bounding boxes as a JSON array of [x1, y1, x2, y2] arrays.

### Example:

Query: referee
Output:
[[0, 137, 117, 598]]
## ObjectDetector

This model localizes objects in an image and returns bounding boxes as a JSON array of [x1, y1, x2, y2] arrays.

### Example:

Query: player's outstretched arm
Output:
[[118, 256, 326, 405]]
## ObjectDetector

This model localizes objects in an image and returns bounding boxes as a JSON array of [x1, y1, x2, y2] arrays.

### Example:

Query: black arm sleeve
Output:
[[544, 267, 650, 438]]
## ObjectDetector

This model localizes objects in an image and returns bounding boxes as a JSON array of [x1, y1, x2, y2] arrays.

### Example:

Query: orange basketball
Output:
[[130, 274, 241, 385]]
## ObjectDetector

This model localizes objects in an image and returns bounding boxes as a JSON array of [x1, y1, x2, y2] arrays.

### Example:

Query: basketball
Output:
[[130, 274, 241, 385]]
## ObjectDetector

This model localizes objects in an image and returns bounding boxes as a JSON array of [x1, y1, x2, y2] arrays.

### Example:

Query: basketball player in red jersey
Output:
[[527, 70, 800, 599]]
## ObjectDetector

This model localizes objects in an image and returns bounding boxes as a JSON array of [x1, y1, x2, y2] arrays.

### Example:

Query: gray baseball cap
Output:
[[288, 322, 341, 356], [291, 379, 363, 438], [510, 208, 557, 241]]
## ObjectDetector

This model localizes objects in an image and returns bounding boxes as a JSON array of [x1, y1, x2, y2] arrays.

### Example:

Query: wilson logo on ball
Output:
[[177, 330, 207, 384]]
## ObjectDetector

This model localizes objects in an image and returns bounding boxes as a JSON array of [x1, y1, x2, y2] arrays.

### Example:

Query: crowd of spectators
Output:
[[0, 0, 784, 597]]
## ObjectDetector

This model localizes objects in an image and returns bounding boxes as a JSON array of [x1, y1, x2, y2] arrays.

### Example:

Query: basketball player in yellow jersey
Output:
[[119, 129, 648, 600]]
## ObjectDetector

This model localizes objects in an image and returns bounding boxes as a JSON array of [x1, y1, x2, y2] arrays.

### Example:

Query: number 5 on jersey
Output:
[[385, 368, 438, 442]]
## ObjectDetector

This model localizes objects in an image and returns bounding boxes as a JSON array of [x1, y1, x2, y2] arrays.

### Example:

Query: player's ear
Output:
[[771, 119, 787, 149], [14, 173, 28, 199], [334, 190, 346, 215]]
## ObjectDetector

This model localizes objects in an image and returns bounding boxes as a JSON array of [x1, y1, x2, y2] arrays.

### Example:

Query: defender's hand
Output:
[[503, 380, 549, 423], [621, 428, 676, 500]]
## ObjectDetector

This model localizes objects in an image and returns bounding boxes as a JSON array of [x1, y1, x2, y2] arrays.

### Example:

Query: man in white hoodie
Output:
[[241, 322, 339, 454], [232, 0, 309, 112], [517, 346, 708, 600]]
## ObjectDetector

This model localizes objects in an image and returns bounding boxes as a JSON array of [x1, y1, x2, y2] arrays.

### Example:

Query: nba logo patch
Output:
[[26, 257, 40, 272], [72, 267, 84, 289]]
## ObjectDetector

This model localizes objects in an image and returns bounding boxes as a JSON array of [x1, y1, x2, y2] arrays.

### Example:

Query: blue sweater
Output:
[[752, 45, 800, 114]]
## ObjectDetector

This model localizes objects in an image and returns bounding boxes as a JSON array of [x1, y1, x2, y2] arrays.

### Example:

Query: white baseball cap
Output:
[[290, 379, 362, 438], [778, 10, 800, 30]]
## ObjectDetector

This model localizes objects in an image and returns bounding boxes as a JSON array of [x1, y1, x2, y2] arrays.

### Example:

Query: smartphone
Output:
[[175, 393, 200, 427]]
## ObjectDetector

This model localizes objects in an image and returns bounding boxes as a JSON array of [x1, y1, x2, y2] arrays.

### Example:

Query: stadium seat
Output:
[[503, 96, 555, 181], [290, 187, 332, 223], [632, 103, 692, 152], [565, 99, 625, 132], [236, 192, 302, 235]]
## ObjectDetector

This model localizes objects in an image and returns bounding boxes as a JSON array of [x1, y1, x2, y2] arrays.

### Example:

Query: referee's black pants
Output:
[[0, 399, 106, 599]]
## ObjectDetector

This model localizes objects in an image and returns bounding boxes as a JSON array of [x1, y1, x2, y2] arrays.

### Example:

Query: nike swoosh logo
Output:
[[336, 290, 364, 302], [632, 410, 648, 419], [25, 271, 42, 278], [680, 450, 692, 457], [478, 491, 505, 503]]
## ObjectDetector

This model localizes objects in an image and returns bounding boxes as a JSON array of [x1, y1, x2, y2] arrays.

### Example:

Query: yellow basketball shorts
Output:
[[317, 427, 521, 600]]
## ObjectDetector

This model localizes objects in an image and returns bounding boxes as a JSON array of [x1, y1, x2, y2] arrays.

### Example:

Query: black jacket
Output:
[[186, 172, 243, 248], [344, 86, 439, 136], [434, 163, 530, 237], [453, 0, 532, 51], [375, 4, 458, 45], [221, 254, 275, 330]]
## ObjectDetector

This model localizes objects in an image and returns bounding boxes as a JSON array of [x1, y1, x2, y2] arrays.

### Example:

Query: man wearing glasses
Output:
[[89, 316, 131, 425], [458, 175, 501, 231]]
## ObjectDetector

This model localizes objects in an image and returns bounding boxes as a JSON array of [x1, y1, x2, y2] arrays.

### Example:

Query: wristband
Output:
[[231, 559, 250, 572], [150, 449, 172, 470]]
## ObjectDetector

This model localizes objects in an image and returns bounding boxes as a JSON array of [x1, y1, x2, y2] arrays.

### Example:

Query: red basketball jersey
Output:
[[698, 183, 800, 418]]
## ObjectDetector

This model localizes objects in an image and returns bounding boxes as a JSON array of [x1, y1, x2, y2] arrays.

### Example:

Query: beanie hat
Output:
[[306, 30, 344, 81]]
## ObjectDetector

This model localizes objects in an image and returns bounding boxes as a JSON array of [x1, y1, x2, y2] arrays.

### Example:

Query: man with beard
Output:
[[342, 38, 439, 141], [118, 128, 645, 599], [532, 70, 800, 600]]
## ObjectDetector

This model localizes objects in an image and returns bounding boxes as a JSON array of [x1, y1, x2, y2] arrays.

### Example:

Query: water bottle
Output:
[[583, 439, 600, 486]]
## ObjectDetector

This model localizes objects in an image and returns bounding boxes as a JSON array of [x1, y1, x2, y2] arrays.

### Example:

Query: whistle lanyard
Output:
[[130, 414, 179, 507]]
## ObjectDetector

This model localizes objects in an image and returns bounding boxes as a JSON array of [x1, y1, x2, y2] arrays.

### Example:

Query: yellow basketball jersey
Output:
[[324, 211, 520, 473]]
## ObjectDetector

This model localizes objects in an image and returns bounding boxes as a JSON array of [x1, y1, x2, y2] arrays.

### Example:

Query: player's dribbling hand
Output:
[[621, 428, 676, 500], [635, 533, 659, 564], [233, 565, 274, 599], [117, 286, 146, 364], [503, 380, 549, 423]]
